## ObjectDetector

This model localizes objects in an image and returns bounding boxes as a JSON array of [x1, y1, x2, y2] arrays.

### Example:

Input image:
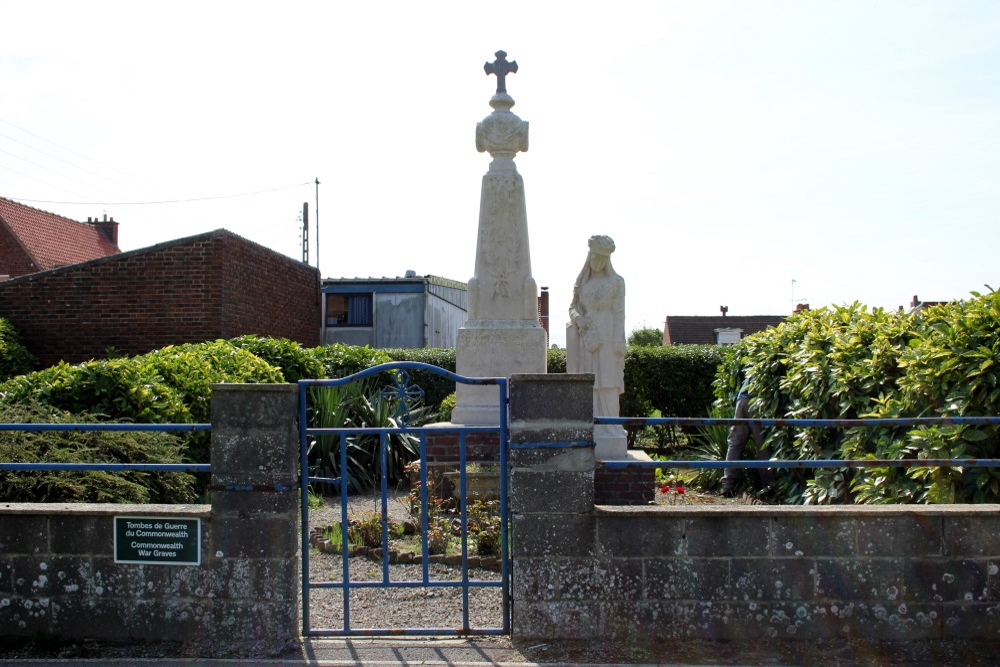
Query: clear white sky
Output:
[[2, 1, 998, 348]]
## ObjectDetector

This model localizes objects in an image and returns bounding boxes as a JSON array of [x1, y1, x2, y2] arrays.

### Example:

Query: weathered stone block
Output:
[[210, 488, 299, 516], [730, 558, 816, 602], [595, 515, 686, 558], [511, 557, 563, 602], [940, 602, 1000, 639], [0, 559, 12, 595], [510, 514, 597, 558], [209, 433, 299, 478], [509, 374, 593, 423], [49, 515, 109, 554], [10, 555, 94, 597], [684, 516, 771, 558], [508, 445, 593, 468], [644, 557, 731, 601], [210, 515, 297, 559], [559, 557, 642, 601], [815, 558, 904, 602], [514, 557, 642, 603], [945, 516, 1000, 558], [901, 558, 990, 604], [769, 515, 857, 557], [509, 470, 593, 514], [829, 601, 942, 640], [209, 383, 298, 432], [0, 515, 47, 554], [511, 599, 602, 640], [858, 515, 943, 557], [207, 599, 299, 657], [0, 595, 52, 635]]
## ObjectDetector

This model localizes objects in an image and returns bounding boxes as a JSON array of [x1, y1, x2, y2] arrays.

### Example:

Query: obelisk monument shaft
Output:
[[452, 51, 547, 426]]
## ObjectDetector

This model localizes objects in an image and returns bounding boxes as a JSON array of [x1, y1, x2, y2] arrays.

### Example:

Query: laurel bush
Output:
[[714, 291, 1000, 504]]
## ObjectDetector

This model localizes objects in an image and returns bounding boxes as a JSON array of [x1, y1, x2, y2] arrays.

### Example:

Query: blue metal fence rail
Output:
[[298, 362, 509, 637], [0, 423, 212, 473], [597, 416, 1000, 470]]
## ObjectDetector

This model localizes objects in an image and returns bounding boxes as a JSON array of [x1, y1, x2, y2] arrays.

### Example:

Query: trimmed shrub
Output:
[[0, 340, 285, 464], [547, 347, 567, 373], [229, 335, 324, 382], [312, 343, 392, 379], [0, 403, 196, 504], [713, 293, 1000, 504], [382, 348, 456, 412]]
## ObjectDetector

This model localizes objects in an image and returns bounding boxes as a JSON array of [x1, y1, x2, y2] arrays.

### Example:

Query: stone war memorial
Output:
[[2, 49, 1000, 660], [451, 50, 548, 426]]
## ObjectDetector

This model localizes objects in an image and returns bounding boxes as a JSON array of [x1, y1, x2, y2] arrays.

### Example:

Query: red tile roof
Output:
[[663, 315, 787, 345], [0, 197, 120, 274]]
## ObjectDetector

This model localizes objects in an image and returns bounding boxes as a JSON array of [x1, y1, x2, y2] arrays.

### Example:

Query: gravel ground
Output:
[[305, 488, 504, 632]]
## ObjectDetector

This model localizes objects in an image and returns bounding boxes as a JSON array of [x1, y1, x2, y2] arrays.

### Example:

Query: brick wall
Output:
[[0, 230, 320, 366], [594, 462, 655, 505], [0, 224, 35, 278]]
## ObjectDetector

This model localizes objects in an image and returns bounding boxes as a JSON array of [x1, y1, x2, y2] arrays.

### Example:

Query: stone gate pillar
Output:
[[508, 373, 596, 637], [209, 383, 299, 656]]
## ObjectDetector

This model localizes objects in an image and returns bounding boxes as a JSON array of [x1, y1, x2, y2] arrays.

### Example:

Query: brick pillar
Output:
[[508, 373, 597, 638], [209, 383, 299, 657]]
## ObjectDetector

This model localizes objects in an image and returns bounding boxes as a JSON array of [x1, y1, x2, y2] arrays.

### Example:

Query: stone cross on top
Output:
[[484, 50, 518, 94]]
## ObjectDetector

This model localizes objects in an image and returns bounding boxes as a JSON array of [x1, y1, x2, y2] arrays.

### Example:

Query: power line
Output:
[[0, 129, 151, 194], [9, 182, 312, 206], [0, 116, 158, 187]]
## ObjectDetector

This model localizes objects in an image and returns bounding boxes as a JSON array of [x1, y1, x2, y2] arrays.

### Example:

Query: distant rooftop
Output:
[[0, 197, 120, 276]]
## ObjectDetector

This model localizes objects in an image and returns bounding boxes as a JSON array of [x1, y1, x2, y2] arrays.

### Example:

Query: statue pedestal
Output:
[[452, 322, 547, 425], [594, 423, 628, 460]]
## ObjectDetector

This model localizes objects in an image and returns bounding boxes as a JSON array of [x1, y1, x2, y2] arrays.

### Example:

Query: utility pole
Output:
[[301, 202, 309, 264], [314, 178, 321, 275]]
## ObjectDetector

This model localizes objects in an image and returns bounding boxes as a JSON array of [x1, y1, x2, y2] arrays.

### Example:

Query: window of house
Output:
[[714, 328, 743, 345], [326, 293, 373, 327]]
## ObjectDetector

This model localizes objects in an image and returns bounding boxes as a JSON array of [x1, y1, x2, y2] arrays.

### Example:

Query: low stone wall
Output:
[[508, 373, 1000, 643], [0, 384, 300, 657], [513, 504, 1000, 641]]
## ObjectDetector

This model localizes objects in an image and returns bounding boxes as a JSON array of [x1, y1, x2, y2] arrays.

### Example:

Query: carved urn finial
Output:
[[476, 50, 529, 170]]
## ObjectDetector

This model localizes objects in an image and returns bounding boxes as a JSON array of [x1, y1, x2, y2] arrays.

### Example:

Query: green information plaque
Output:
[[114, 516, 201, 565]]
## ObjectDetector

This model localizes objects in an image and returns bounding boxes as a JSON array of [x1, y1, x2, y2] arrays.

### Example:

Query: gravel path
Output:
[[305, 490, 504, 632]]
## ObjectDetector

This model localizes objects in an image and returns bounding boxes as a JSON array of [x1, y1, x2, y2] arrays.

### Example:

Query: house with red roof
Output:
[[663, 314, 788, 345], [0, 197, 120, 279]]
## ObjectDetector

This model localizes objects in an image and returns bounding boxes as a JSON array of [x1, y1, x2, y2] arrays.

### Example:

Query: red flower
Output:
[[676, 486, 686, 495], [660, 485, 671, 493]]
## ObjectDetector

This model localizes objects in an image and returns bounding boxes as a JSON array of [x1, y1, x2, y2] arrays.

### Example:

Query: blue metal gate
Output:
[[298, 362, 509, 636]]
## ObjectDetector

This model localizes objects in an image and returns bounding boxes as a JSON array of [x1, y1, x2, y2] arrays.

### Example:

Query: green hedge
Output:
[[714, 292, 1000, 504], [0, 317, 36, 381], [382, 348, 456, 414], [0, 403, 195, 504]]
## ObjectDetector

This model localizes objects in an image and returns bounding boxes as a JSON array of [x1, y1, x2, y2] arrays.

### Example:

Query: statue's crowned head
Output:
[[588, 235, 615, 257]]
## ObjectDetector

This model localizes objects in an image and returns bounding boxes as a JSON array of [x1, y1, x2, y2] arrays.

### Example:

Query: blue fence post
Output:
[[209, 383, 300, 656]]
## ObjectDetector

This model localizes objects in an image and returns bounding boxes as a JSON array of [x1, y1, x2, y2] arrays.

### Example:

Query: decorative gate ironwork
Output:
[[298, 362, 509, 636]]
